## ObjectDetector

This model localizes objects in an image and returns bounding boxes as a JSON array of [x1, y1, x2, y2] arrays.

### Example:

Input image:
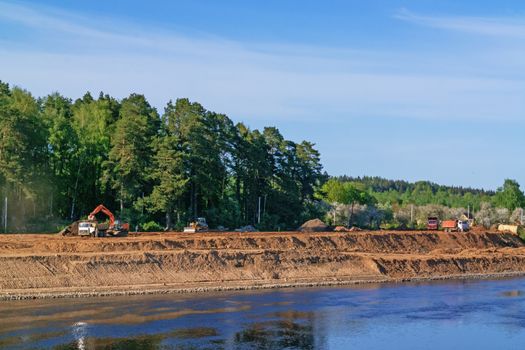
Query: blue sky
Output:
[[1, 0, 524, 190]]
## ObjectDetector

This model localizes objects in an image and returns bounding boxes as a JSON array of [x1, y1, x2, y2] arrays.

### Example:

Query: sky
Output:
[[0, 0, 524, 190]]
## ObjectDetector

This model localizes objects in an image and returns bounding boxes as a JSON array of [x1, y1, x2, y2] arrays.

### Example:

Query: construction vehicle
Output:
[[441, 220, 457, 232], [77, 221, 97, 236], [183, 217, 208, 233], [60, 204, 129, 237], [457, 220, 469, 232], [441, 219, 469, 232], [427, 217, 439, 230]]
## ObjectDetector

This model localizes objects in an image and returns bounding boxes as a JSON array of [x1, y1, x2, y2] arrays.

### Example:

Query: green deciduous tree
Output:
[[318, 179, 375, 227], [0, 85, 44, 194], [42, 92, 79, 218], [0, 83, 48, 229], [70, 92, 120, 216], [493, 179, 525, 211]]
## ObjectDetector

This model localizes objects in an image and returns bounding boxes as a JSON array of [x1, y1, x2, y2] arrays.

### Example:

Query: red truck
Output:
[[441, 220, 457, 232], [427, 218, 469, 232], [427, 217, 439, 230]]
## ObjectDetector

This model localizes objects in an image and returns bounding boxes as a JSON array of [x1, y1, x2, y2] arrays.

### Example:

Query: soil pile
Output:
[[1, 230, 525, 300], [297, 219, 329, 232]]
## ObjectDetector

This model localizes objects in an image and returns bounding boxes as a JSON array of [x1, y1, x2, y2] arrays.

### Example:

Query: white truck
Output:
[[457, 220, 469, 232], [77, 221, 97, 236]]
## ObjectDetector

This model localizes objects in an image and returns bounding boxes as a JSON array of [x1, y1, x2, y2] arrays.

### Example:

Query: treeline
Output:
[[338, 176, 494, 196], [325, 177, 524, 229], [337, 176, 498, 210], [0, 81, 325, 232]]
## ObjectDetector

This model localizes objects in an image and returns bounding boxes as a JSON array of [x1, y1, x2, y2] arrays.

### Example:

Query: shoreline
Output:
[[3, 271, 525, 301]]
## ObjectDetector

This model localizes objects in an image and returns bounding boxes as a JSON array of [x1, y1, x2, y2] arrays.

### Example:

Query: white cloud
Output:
[[0, 1, 525, 125], [2, 1, 525, 188]]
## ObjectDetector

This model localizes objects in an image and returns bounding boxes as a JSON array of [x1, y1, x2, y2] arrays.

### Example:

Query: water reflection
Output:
[[53, 335, 164, 350], [234, 319, 315, 349], [50, 319, 317, 350], [71, 322, 88, 350], [501, 290, 524, 297], [5, 278, 525, 349]]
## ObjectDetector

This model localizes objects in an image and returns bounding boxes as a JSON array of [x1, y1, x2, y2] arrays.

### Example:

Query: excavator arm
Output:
[[60, 204, 128, 237], [88, 204, 115, 227]]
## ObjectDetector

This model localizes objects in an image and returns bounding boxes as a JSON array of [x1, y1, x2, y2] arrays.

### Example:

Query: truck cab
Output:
[[427, 217, 439, 230], [457, 220, 469, 232], [78, 221, 97, 237]]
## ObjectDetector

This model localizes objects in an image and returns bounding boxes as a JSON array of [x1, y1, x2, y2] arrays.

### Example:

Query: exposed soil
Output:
[[1, 230, 525, 300]]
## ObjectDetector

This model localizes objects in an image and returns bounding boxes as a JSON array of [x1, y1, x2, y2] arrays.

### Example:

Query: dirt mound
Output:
[[297, 219, 329, 232], [1, 229, 525, 299], [2, 230, 520, 255], [59, 221, 79, 236]]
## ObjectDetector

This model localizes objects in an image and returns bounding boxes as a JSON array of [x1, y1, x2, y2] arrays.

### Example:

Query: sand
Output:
[[1, 230, 525, 300]]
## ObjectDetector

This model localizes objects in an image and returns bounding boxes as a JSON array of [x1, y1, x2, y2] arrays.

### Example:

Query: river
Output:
[[3, 277, 525, 349]]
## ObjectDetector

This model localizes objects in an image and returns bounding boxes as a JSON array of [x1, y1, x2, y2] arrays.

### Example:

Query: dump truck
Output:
[[441, 220, 457, 232], [427, 217, 439, 230], [457, 220, 469, 232], [441, 219, 469, 232]]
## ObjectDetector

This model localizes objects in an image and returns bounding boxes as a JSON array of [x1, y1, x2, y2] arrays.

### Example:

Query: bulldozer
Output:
[[60, 204, 129, 237], [183, 217, 208, 233]]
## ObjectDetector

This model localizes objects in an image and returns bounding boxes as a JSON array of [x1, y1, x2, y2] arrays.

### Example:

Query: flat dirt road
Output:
[[2, 230, 525, 300]]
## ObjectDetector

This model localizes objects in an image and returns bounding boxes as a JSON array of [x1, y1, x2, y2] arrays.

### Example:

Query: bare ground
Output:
[[1, 230, 525, 300]]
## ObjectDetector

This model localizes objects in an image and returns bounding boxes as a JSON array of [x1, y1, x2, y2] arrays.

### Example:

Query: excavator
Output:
[[60, 204, 129, 237]]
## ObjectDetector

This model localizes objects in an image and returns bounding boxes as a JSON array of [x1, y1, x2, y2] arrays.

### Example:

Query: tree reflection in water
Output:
[[235, 319, 315, 349], [50, 318, 318, 350]]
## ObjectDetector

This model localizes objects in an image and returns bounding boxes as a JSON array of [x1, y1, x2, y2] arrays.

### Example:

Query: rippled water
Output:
[[3, 277, 525, 349]]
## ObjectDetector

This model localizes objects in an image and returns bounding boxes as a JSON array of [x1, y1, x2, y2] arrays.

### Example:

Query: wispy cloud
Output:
[[1, 1, 525, 125], [395, 8, 525, 38], [2, 1, 525, 188]]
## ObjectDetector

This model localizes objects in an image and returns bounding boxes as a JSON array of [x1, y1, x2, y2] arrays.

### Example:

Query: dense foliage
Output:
[[0, 82, 325, 232], [327, 177, 525, 229], [338, 176, 497, 211], [317, 179, 375, 227], [1, 81, 523, 233]]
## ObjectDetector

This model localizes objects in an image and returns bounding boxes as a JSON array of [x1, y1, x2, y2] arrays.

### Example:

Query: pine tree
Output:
[[102, 94, 159, 220], [142, 101, 188, 229]]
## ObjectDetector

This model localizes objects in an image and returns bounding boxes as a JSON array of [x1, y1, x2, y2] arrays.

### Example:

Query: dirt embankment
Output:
[[1, 230, 525, 300]]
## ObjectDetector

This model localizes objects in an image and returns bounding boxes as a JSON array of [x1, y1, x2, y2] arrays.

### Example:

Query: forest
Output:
[[324, 177, 525, 229], [1, 81, 523, 232], [338, 176, 495, 210], [0, 81, 325, 232]]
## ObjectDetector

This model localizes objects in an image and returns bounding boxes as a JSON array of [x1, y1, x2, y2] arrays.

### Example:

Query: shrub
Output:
[[141, 221, 163, 232]]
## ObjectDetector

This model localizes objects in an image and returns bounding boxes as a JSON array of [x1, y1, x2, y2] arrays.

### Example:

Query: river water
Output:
[[3, 278, 525, 349]]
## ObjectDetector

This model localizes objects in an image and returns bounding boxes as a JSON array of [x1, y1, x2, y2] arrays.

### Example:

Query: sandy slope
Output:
[[1, 230, 525, 300]]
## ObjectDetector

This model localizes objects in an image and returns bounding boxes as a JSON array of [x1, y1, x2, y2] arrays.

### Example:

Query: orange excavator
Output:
[[60, 204, 129, 237]]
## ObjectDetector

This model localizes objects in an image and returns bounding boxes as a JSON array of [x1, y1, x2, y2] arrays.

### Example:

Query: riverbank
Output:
[[4, 271, 525, 301], [2, 230, 525, 300]]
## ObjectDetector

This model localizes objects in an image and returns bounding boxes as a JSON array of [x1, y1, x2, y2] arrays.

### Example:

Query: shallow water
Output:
[[3, 278, 525, 349]]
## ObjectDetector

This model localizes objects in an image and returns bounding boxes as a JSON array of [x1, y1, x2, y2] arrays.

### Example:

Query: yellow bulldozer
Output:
[[183, 217, 208, 233]]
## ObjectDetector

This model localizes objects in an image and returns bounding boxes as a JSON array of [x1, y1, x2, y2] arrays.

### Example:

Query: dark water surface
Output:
[[3, 278, 525, 349]]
